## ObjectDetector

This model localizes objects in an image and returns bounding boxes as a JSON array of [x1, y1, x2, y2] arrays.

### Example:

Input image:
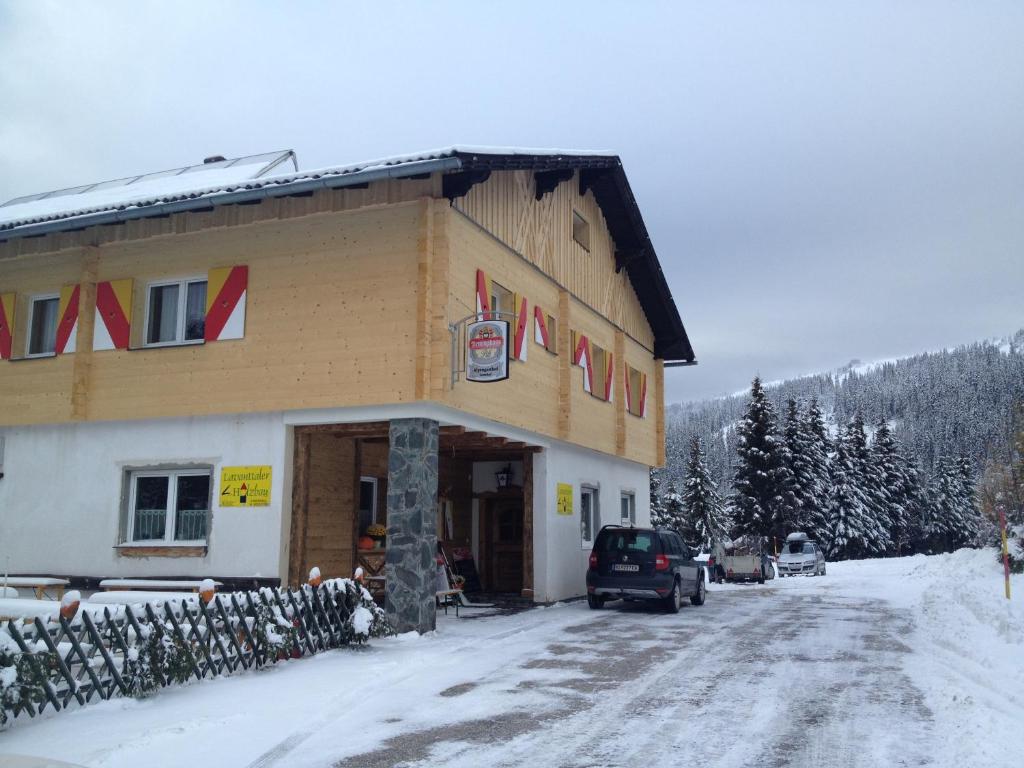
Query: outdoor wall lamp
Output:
[[495, 464, 513, 489]]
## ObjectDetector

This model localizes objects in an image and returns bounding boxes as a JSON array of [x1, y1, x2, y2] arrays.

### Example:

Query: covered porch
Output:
[[287, 419, 541, 632]]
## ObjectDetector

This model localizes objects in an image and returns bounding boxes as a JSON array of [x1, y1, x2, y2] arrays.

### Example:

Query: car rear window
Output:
[[599, 530, 655, 554]]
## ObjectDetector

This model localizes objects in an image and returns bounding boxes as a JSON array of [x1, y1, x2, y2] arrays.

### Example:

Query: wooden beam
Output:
[[655, 361, 666, 467], [351, 438, 362, 577], [414, 197, 434, 400], [438, 425, 467, 436], [442, 169, 491, 201], [521, 450, 534, 599], [615, 330, 626, 457], [533, 168, 573, 200], [70, 246, 99, 420], [557, 289, 571, 440], [287, 431, 311, 587], [294, 421, 390, 438]]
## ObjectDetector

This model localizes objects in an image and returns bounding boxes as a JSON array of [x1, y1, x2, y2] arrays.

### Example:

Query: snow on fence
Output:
[[0, 579, 391, 726]]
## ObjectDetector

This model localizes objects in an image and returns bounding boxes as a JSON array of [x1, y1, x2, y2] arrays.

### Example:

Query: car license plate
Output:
[[612, 564, 639, 572]]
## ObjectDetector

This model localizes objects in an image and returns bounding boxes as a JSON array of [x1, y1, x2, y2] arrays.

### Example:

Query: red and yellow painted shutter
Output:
[[93, 279, 133, 351], [55, 284, 80, 354], [533, 305, 549, 348], [205, 265, 248, 342], [0, 293, 15, 360], [604, 352, 614, 401], [640, 371, 648, 417], [475, 269, 492, 320], [512, 293, 528, 362], [572, 331, 593, 393]]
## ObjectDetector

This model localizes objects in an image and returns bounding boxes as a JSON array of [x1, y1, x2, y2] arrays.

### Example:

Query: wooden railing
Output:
[[0, 579, 388, 726]]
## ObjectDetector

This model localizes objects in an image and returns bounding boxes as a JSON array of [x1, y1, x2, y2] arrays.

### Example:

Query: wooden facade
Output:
[[0, 171, 665, 466]]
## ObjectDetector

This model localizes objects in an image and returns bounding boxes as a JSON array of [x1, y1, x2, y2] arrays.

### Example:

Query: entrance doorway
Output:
[[488, 499, 524, 593]]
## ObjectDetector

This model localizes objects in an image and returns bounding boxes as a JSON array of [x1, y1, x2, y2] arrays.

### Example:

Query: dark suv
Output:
[[585, 525, 707, 613]]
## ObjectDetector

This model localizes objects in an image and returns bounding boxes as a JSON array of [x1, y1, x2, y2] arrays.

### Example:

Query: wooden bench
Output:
[[98, 578, 223, 593], [0, 576, 69, 600], [436, 589, 463, 617]]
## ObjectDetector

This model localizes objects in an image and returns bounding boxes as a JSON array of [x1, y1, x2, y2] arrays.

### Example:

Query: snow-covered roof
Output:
[[0, 146, 611, 233]]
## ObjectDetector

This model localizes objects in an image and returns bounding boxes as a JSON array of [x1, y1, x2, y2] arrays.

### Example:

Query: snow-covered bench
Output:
[[98, 578, 223, 593], [0, 597, 63, 621], [0, 576, 70, 600]]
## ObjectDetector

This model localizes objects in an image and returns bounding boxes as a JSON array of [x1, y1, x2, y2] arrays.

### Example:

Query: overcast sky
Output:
[[1, 1, 1021, 403]]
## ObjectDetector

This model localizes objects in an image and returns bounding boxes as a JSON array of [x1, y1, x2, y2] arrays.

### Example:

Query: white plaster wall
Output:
[[0, 414, 288, 580], [532, 444, 650, 603], [471, 460, 523, 494]]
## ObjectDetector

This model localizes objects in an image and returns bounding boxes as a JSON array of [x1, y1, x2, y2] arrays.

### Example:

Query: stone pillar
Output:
[[384, 418, 439, 634]]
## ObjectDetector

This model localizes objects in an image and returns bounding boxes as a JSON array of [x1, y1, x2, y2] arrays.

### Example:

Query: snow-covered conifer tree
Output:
[[657, 481, 687, 536], [784, 399, 816, 533], [872, 417, 917, 555], [927, 456, 978, 551], [681, 436, 729, 552], [649, 468, 668, 528], [731, 377, 798, 542], [825, 436, 874, 559], [845, 413, 891, 554], [801, 398, 832, 541]]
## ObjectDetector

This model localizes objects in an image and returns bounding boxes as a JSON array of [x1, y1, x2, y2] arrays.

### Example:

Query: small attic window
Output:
[[572, 210, 590, 252]]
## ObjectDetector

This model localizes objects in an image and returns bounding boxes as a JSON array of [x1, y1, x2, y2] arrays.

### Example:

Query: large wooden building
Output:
[[0, 147, 694, 632]]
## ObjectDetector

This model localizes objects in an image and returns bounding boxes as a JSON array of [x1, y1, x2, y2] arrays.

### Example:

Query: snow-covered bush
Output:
[[123, 621, 193, 698], [323, 578, 393, 643], [1, 628, 55, 723], [250, 600, 300, 660]]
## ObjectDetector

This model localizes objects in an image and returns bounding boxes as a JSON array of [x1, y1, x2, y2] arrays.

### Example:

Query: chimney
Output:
[[203, 155, 227, 164]]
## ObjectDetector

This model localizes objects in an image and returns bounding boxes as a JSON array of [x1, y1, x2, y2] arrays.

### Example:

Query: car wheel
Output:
[[821, 564, 826, 576], [690, 577, 706, 606], [587, 594, 604, 610], [663, 580, 682, 614]]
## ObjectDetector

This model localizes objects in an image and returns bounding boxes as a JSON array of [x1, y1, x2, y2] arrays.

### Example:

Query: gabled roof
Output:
[[0, 146, 694, 362]]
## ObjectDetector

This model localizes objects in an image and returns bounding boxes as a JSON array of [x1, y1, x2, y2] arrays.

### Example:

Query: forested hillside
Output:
[[654, 331, 1024, 561], [663, 330, 1024, 490]]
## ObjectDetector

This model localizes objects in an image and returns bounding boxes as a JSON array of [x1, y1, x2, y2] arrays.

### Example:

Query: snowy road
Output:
[[1, 551, 1021, 768], [330, 586, 933, 768]]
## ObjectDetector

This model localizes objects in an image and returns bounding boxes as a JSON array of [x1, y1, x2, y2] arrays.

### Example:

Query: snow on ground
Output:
[[0, 550, 1020, 768]]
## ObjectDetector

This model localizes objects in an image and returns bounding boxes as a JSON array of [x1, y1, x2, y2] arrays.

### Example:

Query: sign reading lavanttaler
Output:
[[220, 466, 272, 507], [466, 319, 510, 383]]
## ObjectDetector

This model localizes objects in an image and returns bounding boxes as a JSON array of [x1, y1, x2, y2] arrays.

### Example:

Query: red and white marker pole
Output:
[[998, 504, 1011, 601]]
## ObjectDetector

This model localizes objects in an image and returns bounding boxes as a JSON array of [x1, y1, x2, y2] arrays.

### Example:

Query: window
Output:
[[620, 491, 636, 525], [127, 468, 211, 543], [627, 365, 643, 416], [358, 477, 378, 535], [590, 343, 609, 401], [145, 278, 207, 346], [572, 210, 590, 251], [581, 485, 599, 548], [26, 294, 59, 357], [489, 280, 513, 321]]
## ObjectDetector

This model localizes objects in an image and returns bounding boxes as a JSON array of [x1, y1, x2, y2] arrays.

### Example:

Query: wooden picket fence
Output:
[[1, 580, 374, 725]]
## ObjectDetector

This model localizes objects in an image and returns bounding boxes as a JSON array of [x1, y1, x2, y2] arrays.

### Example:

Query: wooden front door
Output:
[[490, 500, 524, 593]]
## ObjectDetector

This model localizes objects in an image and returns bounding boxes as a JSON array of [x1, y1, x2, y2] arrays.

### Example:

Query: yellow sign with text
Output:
[[220, 466, 272, 507], [556, 482, 574, 516]]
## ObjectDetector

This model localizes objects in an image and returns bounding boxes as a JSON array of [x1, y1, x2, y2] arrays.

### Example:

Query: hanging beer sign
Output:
[[466, 319, 510, 383]]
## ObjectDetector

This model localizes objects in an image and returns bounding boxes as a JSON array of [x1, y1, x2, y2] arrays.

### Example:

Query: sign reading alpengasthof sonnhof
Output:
[[220, 465, 272, 507], [466, 319, 510, 383]]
